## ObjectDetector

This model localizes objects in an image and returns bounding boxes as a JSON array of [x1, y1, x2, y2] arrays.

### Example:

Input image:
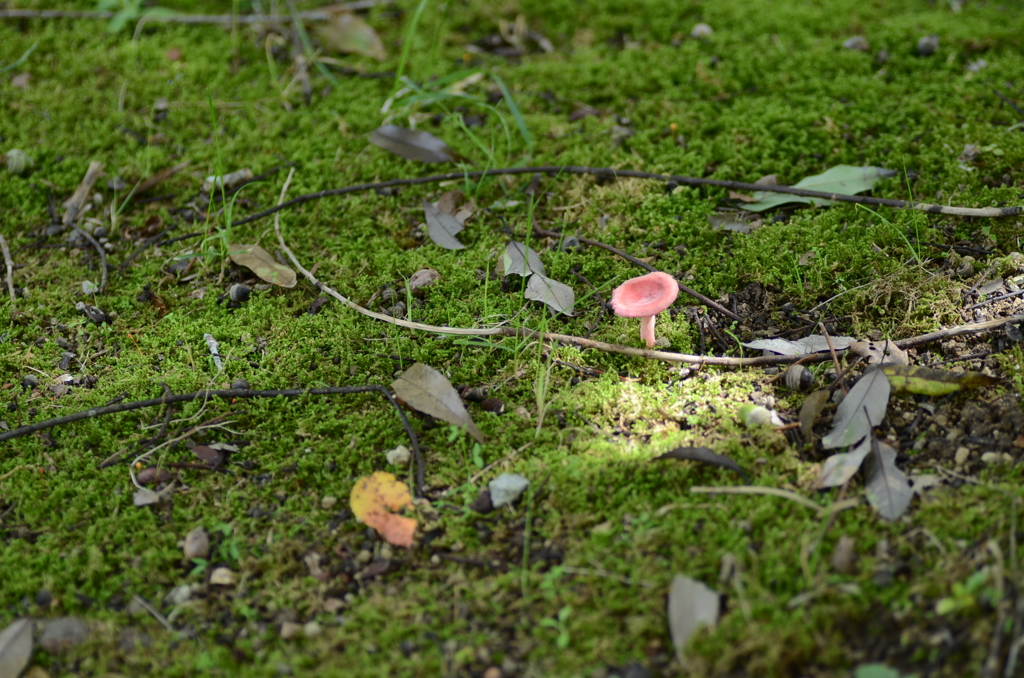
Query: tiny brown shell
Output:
[[782, 364, 814, 391]]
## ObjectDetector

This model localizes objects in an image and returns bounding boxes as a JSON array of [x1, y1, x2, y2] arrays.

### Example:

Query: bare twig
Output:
[[0, 233, 16, 305], [71, 227, 108, 293], [231, 166, 1022, 230], [691, 485, 862, 515], [894, 314, 1024, 349], [130, 595, 176, 633], [62, 161, 104, 229], [0, 386, 423, 496]]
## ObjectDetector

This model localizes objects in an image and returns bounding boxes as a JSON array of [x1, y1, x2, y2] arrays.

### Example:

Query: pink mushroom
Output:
[[610, 271, 679, 348]]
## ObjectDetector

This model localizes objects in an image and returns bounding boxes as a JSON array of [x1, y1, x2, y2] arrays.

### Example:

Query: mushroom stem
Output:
[[640, 315, 657, 348]]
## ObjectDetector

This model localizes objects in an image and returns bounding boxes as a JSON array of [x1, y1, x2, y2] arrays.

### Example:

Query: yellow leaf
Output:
[[881, 364, 1000, 396], [350, 472, 417, 548]]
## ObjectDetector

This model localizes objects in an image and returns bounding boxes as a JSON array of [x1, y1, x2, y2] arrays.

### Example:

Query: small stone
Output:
[[430, 554, 441, 565], [830, 535, 858, 575], [955, 447, 971, 465], [843, 36, 869, 52], [229, 284, 251, 303], [81, 280, 99, 295], [38, 617, 89, 652], [183, 526, 210, 560], [591, 520, 614, 535], [917, 34, 939, 56], [981, 452, 1001, 465], [324, 598, 345, 613], [321, 495, 338, 510], [407, 268, 441, 296], [165, 585, 192, 605], [280, 621, 303, 640], [690, 23, 713, 39], [231, 378, 250, 390], [489, 473, 529, 508], [209, 567, 237, 586], [356, 550, 373, 565], [476, 646, 492, 665], [469, 488, 494, 514], [379, 544, 394, 560], [449, 541, 465, 553], [303, 621, 322, 637], [386, 445, 411, 466], [483, 667, 503, 678]]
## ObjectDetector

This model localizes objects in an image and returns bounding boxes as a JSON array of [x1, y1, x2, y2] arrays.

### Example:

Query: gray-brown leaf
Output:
[[369, 125, 459, 163], [391, 363, 484, 443]]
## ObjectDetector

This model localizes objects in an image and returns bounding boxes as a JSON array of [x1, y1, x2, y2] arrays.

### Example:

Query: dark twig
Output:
[[0, 3, 385, 23], [119, 225, 178, 272], [0, 233, 16, 306], [71, 227, 108, 293], [966, 287, 1024, 311], [994, 89, 1024, 119], [231, 166, 1021, 229], [535, 226, 741, 322], [0, 385, 425, 497]]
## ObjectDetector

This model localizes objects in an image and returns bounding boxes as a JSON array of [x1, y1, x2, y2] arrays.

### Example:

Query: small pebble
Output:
[[386, 445, 411, 466], [209, 567, 237, 586], [379, 544, 394, 560], [165, 585, 192, 606], [321, 496, 338, 510], [303, 621, 322, 637], [483, 667, 503, 678], [231, 378, 250, 390], [955, 447, 970, 465], [229, 284, 251, 303], [843, 36, 869, 52], [489, 473, 529, 508], [355, 550, 373, 564], [981, 452, 1000, 465], [183, 526, 210, 560], [690, 23, 713, 38], [280, 621, 303, 640], [830, 535, 858, 575], [917, 34, 939, 56]]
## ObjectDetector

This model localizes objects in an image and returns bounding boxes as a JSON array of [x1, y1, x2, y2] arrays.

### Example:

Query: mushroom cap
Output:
[[609, 271, 679, 318]]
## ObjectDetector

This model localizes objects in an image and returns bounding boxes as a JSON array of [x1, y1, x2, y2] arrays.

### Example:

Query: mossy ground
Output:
[[2, 0, 1024, 676]]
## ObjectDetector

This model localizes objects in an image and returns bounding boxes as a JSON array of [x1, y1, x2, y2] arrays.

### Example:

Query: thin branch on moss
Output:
[[0, 3, 384, 23], [0, 386, 425, 497], [533, 225, 741, 322], [232, 165, 1021, 230], [72, 227, 108, 293], [273, 204, 1024, 369], [0, 233, 16, 306]]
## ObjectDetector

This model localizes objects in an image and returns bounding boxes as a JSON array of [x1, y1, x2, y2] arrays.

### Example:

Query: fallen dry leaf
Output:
[[228, 243, 297, 288], [350, 471, 417, 547], [369, 125, 461, 164], [317, 12, 386, 61], [391, 362, 485, 443]]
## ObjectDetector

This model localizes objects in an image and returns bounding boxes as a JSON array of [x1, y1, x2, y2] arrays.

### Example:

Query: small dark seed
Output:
[[21, 374, 39, 390], [229, 284, 251, 302]]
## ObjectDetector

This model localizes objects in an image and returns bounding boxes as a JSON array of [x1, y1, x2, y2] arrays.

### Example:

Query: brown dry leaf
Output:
[[799, 389, 831, 443], [228, 243, 297, 288], [317, 12, 386, 61], [369, 125, 461, 164], [0, 618, 33, 678], [728, 190, 758, 203], [821, 367, 890, 449], [350, 471, 417, 547], [423, 200, 466, 250], [391, 363, 485, 443]]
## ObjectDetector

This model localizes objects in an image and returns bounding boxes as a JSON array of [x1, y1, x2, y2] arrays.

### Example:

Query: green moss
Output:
[[2, 0, 1023, 676]]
